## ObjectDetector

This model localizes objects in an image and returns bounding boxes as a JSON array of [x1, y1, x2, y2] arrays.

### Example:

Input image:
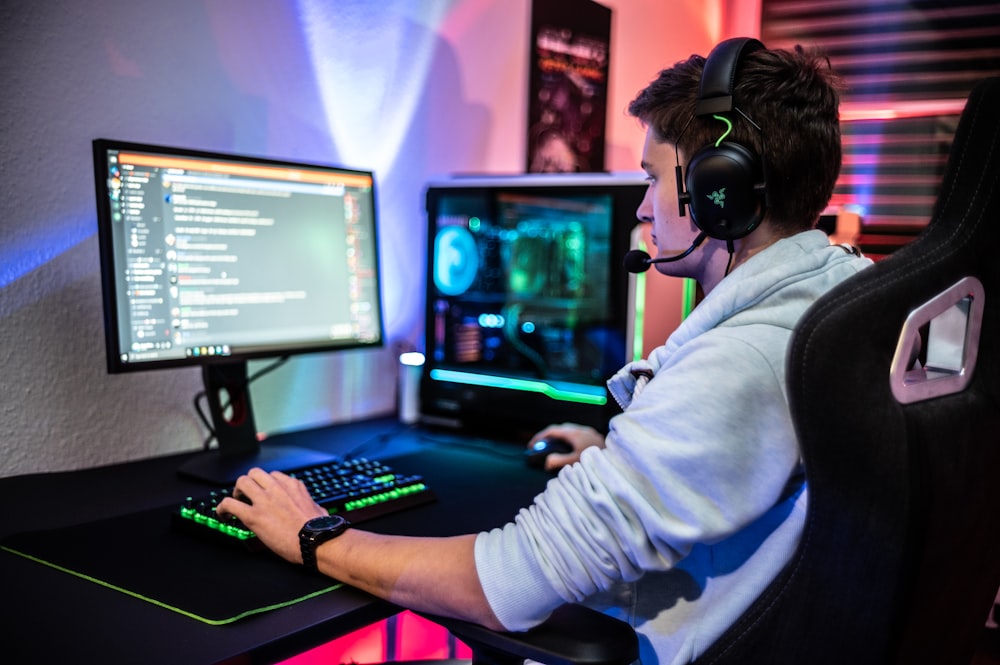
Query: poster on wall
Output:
[[526, 0, 611, 173]]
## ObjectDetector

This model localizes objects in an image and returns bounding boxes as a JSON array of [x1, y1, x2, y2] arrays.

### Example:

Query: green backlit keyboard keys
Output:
[[173, 457, 435, 549]]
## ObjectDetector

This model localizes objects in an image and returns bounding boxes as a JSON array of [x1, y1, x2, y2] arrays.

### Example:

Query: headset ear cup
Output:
[[685, 141, 765, 240]]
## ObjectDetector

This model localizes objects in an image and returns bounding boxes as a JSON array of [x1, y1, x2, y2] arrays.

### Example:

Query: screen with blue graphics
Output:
[[421, 174, 646, 439]]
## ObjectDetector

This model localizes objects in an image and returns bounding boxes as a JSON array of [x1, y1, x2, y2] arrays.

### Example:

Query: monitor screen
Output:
[[93, 139, 384, 483], [421, 174, 647, 440]]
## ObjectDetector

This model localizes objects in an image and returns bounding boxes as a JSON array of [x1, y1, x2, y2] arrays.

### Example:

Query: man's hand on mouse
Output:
[[526, 423, 605, 472]]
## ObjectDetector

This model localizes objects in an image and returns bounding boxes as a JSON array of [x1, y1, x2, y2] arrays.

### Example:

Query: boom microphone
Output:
[[622, 232, 707, 273], [623, 249, 655, 273]]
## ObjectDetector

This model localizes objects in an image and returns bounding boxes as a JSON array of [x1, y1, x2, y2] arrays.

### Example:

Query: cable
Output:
[[724, 239, 736, 277], [194, 355, 291, 450]]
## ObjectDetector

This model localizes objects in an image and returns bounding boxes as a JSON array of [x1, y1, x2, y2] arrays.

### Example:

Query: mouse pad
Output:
[[0, 502, 343, 625], [0, 443, 546, 626]]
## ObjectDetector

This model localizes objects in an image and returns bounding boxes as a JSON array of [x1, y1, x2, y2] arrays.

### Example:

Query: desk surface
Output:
[[0, 417, 548, 664]]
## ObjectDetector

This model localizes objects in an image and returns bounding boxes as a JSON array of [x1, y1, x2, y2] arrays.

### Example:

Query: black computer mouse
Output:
[[524, 437, 574, 469]]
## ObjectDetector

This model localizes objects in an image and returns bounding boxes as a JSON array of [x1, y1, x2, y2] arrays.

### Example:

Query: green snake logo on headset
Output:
[[707, 188, 726, 208]]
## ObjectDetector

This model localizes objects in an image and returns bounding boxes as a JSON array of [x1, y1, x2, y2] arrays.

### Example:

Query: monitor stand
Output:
[[176, 361, 336, 486]]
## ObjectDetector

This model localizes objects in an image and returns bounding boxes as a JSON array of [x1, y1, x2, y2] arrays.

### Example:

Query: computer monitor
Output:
[[421, 173, 647, 441], [92, 139, 384, 484]]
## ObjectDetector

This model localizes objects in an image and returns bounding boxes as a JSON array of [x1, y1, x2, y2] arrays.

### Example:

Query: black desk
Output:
[[0, 417, 548, 664]]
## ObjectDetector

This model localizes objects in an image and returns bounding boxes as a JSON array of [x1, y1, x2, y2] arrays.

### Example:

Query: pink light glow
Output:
[[840, 98, 968, 122]]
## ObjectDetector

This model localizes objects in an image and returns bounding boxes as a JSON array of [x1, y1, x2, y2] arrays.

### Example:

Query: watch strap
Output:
[[299, 515, 350, 572]]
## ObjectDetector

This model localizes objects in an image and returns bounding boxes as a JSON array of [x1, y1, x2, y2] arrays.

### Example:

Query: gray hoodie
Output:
[[475, 229, 873, 664]]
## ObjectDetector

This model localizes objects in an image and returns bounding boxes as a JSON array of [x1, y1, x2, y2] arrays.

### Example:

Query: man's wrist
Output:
[[298, 514, 350, 572]]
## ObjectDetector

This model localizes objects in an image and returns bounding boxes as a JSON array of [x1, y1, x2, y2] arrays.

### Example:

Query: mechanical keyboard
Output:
[[173, 456, 435, 549]]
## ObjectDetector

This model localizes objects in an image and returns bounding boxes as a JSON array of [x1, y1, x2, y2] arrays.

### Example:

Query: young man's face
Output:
[[636, 129, 708, 279]]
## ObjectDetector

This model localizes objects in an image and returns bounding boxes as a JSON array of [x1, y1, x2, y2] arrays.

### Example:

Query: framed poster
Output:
[[527, 0, 611, 173]]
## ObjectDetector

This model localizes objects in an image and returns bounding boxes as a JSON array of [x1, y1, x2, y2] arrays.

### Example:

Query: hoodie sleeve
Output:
[[475, 328, 800, 631]]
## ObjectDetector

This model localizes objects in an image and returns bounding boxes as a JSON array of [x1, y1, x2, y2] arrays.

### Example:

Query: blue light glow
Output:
[[478, 313, 505, 328], [297, 0, 453, 343], [0, 224, 95, 292], [298, 0, 446, 169]]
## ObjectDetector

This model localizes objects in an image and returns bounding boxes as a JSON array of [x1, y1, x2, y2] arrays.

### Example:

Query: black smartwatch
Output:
[[298, 514, 350, 572]]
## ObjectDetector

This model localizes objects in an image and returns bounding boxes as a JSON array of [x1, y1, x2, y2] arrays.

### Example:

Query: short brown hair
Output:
[[628, 43, 843, 234]]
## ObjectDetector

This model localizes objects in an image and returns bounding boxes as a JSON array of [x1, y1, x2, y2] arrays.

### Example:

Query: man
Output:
[[218, 38, 871, 664]]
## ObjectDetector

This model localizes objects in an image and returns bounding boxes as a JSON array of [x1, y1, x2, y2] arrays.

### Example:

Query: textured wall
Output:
[[0, 0, 753, 477]]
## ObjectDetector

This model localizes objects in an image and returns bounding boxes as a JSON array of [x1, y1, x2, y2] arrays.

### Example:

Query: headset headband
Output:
[[696, 38, 765, 116]]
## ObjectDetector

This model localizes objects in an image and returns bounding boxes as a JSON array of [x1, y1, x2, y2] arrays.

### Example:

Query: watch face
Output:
[[305, 514, 346, 533]]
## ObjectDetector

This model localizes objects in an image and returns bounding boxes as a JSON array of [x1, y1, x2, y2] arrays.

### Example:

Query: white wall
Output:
[[0, 0, 758, 477]]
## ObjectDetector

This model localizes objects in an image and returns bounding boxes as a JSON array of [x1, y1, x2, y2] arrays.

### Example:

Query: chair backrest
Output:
[[693, 76, 1000, 664]]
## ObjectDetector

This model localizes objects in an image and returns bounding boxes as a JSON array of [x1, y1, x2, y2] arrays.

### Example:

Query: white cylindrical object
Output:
[[398, 352, 424, 424]]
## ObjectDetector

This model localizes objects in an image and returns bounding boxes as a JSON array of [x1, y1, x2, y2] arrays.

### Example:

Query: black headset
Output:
[[676, 37, 769, 242]]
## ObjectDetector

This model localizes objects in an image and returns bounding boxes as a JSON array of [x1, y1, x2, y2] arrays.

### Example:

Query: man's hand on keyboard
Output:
[[216, 467, 327, 564]]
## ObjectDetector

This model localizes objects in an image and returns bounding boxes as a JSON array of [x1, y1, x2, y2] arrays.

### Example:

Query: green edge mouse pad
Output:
[[0, 503, 342, 625]]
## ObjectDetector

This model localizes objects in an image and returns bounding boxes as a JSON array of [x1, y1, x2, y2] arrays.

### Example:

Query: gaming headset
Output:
[[676, 37, 769, 242]]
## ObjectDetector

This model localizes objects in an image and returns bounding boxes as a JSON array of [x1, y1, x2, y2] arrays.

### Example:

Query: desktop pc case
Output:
[[419, 173, 650, 441]]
